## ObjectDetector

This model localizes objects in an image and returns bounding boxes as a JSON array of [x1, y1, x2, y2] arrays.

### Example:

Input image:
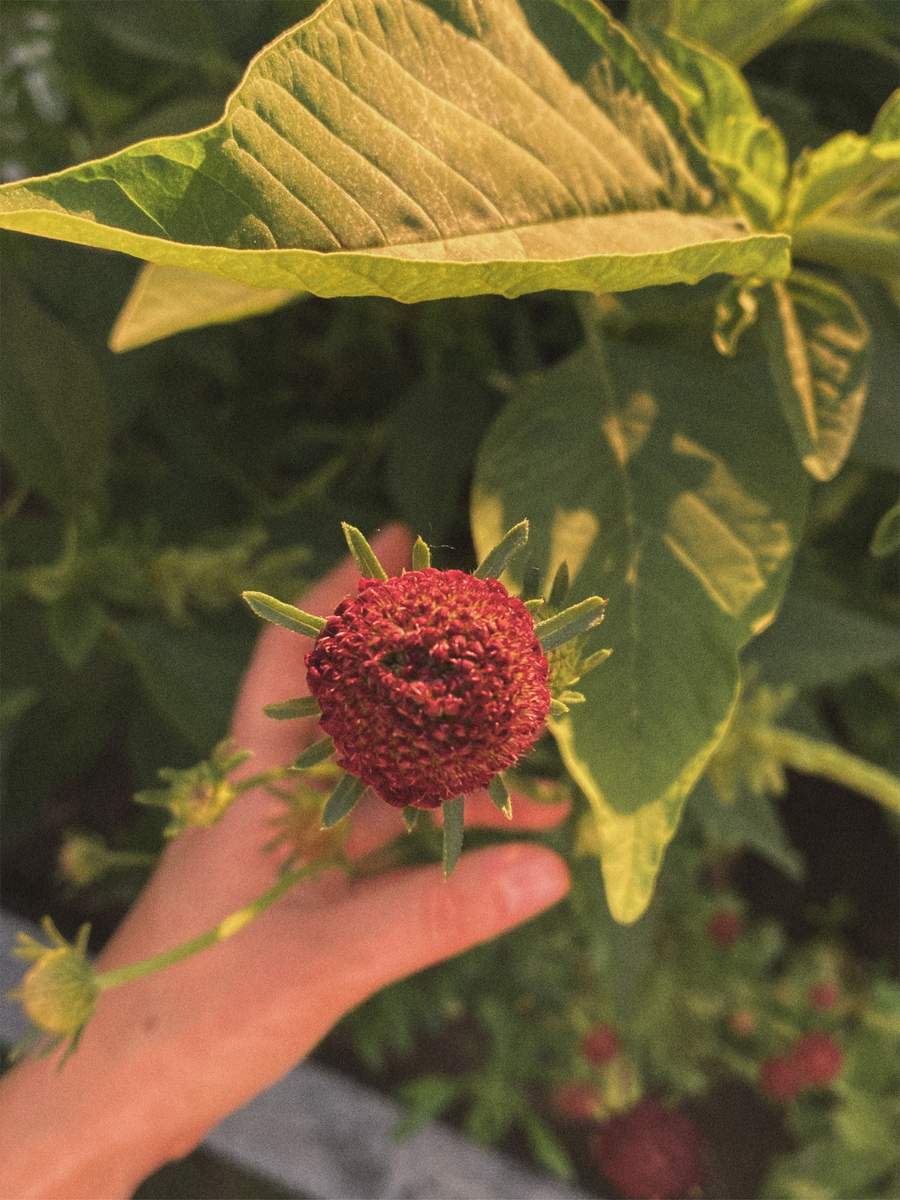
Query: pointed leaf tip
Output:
[[321, 773, 365, 828], [342, 523, 388, 580], [412, 536, 432, 570], [549, 561, 571, 608], [291, 736, 334, 771], [474, 519, 529, 580], [488, 775, 513, 820], [442, 796, 465, 877], [242, 591, 325, 638], [536, 596, 607, 650]]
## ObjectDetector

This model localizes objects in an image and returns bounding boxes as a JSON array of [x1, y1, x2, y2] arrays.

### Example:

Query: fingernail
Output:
[[497, 846, 570, 918]]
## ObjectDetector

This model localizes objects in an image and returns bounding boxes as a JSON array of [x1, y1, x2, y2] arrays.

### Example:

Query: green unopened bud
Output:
[[134, 739, 252, 837], [11, 919, 97, 1040], [58, 831, 110, 887]]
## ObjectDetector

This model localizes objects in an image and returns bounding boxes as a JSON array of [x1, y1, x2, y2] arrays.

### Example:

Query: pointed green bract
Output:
[[0, 0, 789, 315], [402, 807, 420, 833], [442, 797, 465, 878], [321, 772, 365, 828], [242, 590, 325, 637], [536, 597, 608, 650], [342, 523, 388, 581], [548, 562, 571, 608], [263, 696, 321, 720], [291, 736, 334, 771], [488, 775, 513, 820], [474, 520, 529, 580], [550, 698, 570, 717], [411, 537, 432, 571]]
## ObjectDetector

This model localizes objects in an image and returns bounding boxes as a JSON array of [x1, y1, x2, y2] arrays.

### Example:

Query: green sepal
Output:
[[342, 522, 388, 580], [263, 696, 321, 720], [550, 698, 570, 717], [242, 591, 325, 638], [548, 561, 571, 608], [412, 537, 432, 570], [536, 596, 607, 650], [402, 806, 420, 832], [321, 772, 365, 828], [559, 690, 586, 706], [442, 796, 465, 878], [291, 736, 335, 770], [520, 563, 543, 602], [577, 648, 613, 679], [524, 598, 546, 615], [473, 519, 529, 580], [488, 775, 513, 820]]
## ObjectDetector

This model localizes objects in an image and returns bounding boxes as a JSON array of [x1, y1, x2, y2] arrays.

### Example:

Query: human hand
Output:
[[0, 524, 570, 1198]]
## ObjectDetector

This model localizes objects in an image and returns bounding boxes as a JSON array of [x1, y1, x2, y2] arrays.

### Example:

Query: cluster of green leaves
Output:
[[2, 2, 898, 933]]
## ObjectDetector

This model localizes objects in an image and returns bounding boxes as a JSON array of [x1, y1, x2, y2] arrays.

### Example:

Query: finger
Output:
[[230, 523, 413, 769], [282, 844, 570, 1013]]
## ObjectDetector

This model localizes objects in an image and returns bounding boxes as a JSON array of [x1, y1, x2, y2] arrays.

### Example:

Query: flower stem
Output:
[[94, 861, 323, 992], [750, 727, 900, 817]]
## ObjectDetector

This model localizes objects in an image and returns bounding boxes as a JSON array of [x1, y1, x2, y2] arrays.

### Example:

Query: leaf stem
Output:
[[94, 861, 323, 992], [751, 727, 900, 817]]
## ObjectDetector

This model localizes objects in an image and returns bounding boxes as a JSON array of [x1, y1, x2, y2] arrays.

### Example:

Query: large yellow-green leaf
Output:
[[109, 263, 302, 351], [785, 90, 900, 277], [760, 270, 871, 481], [472, 315, 808, 921], [0, 0, 788, 308], [639, 29, 787, 228], [630, 0, 829, 66]]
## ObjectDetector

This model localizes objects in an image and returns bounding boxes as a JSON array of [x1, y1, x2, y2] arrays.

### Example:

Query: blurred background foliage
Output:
[[1, 2, 898, 1197]]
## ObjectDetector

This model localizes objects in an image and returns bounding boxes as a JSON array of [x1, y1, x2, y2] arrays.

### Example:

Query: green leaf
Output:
[[321, 771, 364, 827], [473, 520, 530, 581], [263, 695, 321, 720], [639, 29, 787, 227], [535, 595, 607, 650], [688, 777, 804, 879], [763, 1138, 900, 1200], [751, 591, 900, 688], [0, 276, 111, 513], [631, 0, 830, 66], [241, 590, 325, 637], [488, 775, 513, 820], [472, 322, 807, 921], [341, 523, 388, 581], [396, 1075, 463, 1136], [442, 796, 465, 879], [759, 271, 871, 482], [411, 537, 432, 571], [519, 1110, 575, 1179], [0, 0, 789, 304], [871, 501, 900, 558], [292, 735, 335, 770], [785, 90, 900, 277], [46, 596, 107, 672], [109, 262, 302, 351]]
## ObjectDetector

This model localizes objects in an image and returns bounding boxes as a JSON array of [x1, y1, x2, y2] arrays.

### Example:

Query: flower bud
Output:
[[58, 831, 110, 887], [792, 1032, 844, 1087], [581, 1023, 621, 1065], [807, 981, 840, 1012], [552, 1082, 604, 1121], [706, 909, 743, 948], [20, 947, 97, 1036]]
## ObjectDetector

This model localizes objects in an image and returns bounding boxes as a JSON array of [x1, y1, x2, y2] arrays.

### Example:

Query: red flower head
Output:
[[306, 568, 550, 809], [759, 1054, 805, 1103], [581, 1023, 621, 1066], [792, 1032, 844, 1088], [706, 910, 743, 948], [591, 1098, 709, 1200], [808, 981, 840, 1012]]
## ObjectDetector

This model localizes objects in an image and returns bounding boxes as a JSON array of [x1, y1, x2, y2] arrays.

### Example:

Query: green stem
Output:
[[751, 727, 900, 817], [94, 861, 323, 992], [106, 850, 157, 870], [791, 218, 900, 278]]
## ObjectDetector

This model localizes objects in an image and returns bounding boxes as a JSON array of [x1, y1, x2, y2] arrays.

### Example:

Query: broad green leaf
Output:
[[0, 276, 111, 513], [871, 501, 900, 558], [759, 270, 870, 481], [630, 0, 829, 66], [0, 0, 789, 305], [472, 321, 807, 921], [46, 595, 108, 672], [763, 1138, 899, 1200], [848, 277, 900, 470], [639, 29, 787, 227], [109, 262, 302, 351], [785, 90, 900, 277], [751, 591, 900, 688], [688, 777, 804, 880], [784, 1, 900, 68]]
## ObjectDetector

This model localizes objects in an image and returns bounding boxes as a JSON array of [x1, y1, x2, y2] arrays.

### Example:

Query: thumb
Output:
[[289, 844, 570, 1016]]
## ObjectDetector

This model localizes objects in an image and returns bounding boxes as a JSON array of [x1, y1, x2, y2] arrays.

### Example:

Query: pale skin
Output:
[[0, 525, 571, 1199]]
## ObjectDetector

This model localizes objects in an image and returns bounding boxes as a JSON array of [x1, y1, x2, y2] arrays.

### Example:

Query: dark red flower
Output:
[[581, 1023, 621, 1065], [591, 1098, 708, 1200], [792, 1032, 844, 1088], [759, 1054, 804, 1103], [728, 1009, 756, 1037], [705, 910, 743, 948], [552, 1082, 604, 1120], [808, 981, 840, 1012], [305, 569, 550, 808]]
